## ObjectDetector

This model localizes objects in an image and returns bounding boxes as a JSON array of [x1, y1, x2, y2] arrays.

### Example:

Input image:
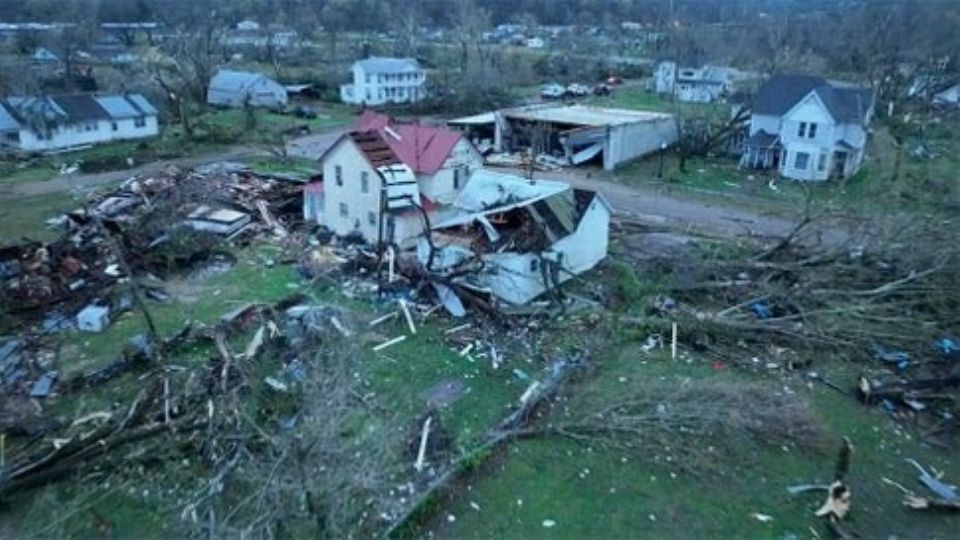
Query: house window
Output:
[[453, 168, 462, 190], [111, 121, 118, 131], [85, 123, 96, 132], [817, 153, 827, 171], [339, 203, 348, 217], [361, 171, 369, 193], [134, 117, 146, 128], [530, 258, 540, 272], [794, 152, 810, 170], [367, 211, 376, 226], [808, 123, 817, 139], [797, 122, 807, 137], [5, 132, 18, 142], [335, 165, 343, 186]]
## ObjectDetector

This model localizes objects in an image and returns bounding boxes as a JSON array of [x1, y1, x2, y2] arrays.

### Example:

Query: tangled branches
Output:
[[531, 379, 825, 472]]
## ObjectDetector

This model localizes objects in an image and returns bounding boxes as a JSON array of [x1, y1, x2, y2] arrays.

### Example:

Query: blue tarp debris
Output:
[[936, 338, 959, 358], [30, 371, 58, 398], [750, 301, 773, 319], [872, 344, 910, 370]]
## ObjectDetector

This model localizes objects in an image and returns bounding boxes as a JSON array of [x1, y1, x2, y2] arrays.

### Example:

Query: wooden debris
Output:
[[330, 316, 353, 338], [414, 416, 432, 472], [244, 326, 266, 359], [368, 312, 398, 327], [398, 299, 417, 335], [444, 323, 471, 335], [373, 335, 407, 352]]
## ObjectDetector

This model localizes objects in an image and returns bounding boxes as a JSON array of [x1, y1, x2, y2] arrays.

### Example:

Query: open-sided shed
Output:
[[489, 104, 678, 170]]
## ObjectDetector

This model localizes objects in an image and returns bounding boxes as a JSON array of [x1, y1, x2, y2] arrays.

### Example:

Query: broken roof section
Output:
[[434, 169, 569, 225], [355, 110, 464, 175], [498, 103, 673, 127], [421, 170, 612, 305]]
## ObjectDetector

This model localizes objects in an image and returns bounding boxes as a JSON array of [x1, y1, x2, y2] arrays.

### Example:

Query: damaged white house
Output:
[[654, 61, 735, 103], [418, 170, 611, 305], [305, 111, 483, 245]]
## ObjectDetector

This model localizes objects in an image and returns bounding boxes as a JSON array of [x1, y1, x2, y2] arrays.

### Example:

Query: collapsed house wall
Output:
[[419, 170, 612, 305]]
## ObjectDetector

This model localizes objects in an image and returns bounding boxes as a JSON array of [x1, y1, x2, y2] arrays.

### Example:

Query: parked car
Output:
[[606, 75, 624, 85], [566, 83, 591, 97], [293, 105, 318, 119], [593, 83, 613, 96], [540, 83, 566, 99]]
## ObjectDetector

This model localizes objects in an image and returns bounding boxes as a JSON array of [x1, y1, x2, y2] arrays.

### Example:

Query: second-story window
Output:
[[808, 123, 818, 138], [361, 171, 369, 193], [797, 122, 807, 137], [335, 165, 343, 186]]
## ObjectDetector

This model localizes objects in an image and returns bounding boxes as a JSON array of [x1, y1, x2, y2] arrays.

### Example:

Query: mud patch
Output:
[[423, 379, 467, 408]]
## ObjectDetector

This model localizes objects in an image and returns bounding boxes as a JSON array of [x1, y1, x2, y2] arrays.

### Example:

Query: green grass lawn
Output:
[[429, 329, 960, 539], [0, 192, 84, 243]]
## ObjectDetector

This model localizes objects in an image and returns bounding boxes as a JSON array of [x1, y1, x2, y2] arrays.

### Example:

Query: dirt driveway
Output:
[[2, 131, 852, 247]]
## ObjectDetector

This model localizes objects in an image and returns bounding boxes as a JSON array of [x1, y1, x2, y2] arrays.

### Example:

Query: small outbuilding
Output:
[[207, 70, 288, 108]]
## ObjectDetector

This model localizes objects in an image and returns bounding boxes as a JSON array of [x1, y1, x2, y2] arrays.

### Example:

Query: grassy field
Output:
[[603, 112, 960, 218], [425, 259, 960, 539]]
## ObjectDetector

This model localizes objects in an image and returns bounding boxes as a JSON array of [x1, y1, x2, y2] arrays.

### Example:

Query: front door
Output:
[[832, 152, 848, 179]]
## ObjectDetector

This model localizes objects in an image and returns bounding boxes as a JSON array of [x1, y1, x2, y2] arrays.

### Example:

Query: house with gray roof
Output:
[[207, 70, 288, 108], [741, 74, 874, 181], [0, 93, 158, 153], [340, 57, 426, 106]]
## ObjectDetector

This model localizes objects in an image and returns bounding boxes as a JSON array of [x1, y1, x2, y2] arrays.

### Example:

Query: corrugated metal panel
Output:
[[95, 96, 140, 118], [127, 95, 158, 115]]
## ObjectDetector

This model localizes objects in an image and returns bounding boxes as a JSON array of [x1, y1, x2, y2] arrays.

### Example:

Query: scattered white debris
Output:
[[542, 519, 556, 528], [751, 512, 774, 522], [446, 514, 456, 523]]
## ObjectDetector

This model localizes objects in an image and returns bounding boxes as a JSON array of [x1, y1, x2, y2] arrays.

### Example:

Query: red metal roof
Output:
[[355, 110, 463, 175]]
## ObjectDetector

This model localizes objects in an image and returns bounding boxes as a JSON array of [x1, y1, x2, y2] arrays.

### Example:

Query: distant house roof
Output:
[[209, 70, 274, 93], [355, 110, 464, 175], [95, 95, 156, 118], [753, 74, 873, 124], [52, 94, 112, 121], [0, 103, 18, 131], [353, 57, 420, 74], [744, 130, 780, 149], [0, 93, 157, 129]]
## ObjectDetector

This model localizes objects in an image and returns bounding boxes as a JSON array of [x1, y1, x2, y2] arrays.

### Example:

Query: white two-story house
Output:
[[0, 93, 159, 153], [340, 57, 426, 106], [741, 75, 874, 181], [306, 111, 482, 246], [654, 61, 734, 103]]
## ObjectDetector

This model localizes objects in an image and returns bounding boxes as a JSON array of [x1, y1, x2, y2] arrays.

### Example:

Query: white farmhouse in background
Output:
[[0, 93, 158, 153], [741, 74, 874, 181], [306, 111, 482, 245], [340, 57, 426, 106], [654, 61, 734, 103], [207, 70, 288, 108], [419, 169, 612, 305]]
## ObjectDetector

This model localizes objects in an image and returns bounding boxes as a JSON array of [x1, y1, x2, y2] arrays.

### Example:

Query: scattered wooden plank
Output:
[[373, 335, 407, 352]]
